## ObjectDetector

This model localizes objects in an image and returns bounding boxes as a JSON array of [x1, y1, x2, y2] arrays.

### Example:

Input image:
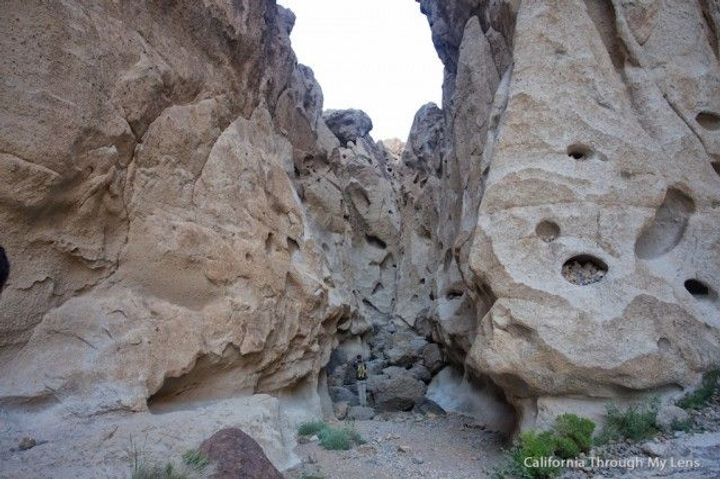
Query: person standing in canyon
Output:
[[354, 354, 368, 406], [0, 246, 9, 297]]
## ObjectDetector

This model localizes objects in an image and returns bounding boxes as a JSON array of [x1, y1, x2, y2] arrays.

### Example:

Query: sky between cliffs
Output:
[[279, 0, 444, 141]]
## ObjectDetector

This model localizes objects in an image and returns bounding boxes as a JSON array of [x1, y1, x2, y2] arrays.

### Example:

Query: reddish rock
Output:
[[199, 428, 283, 479]]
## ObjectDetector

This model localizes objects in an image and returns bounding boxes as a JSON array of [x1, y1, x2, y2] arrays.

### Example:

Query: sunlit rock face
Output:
[[1, 0, 719, 439], [0, 0, 346, 414], [415, 0, 720, 428]]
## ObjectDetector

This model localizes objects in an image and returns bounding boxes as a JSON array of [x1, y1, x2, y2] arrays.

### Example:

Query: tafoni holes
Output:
[[562, 255, 608, 285]]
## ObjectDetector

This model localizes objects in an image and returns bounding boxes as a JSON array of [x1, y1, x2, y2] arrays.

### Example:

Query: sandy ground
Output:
[[286, 412, 507, 479]]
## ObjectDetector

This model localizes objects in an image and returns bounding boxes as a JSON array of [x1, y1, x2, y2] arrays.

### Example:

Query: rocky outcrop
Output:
[[1, 2, 719, 471], [410, 0, 720, 430], [199, 427, 284, 479], [0, 0, 344, 415]]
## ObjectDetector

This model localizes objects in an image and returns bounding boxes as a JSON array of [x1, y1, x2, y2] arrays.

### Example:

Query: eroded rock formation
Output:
[[1, 3, 719, 475]]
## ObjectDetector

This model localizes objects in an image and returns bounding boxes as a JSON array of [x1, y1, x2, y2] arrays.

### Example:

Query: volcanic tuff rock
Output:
[[415, 0, 720, 428], [1, 2, 720, 475]]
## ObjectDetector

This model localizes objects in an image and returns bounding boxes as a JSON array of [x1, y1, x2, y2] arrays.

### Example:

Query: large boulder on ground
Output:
[[199, 427, 284, 479], [368, 366, 427, 411], [347, 405, 376, 420], [322, 109, 373, 145]]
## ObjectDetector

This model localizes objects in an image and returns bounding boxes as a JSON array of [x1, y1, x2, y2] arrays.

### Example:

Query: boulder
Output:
[[334, 401, 349, 420], [421, 343, 444, 374], [656, 404, 690, 432], [347, 406, 376, 421], [199, 427, 284, 479], [413, 398, 446, 416], [329, 386, 359, 406], [322, 109, 373, 145], [368, 367, 427, 411]]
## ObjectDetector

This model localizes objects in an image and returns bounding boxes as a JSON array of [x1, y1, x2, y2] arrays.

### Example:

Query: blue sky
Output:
[[279, 0, 444, 141]]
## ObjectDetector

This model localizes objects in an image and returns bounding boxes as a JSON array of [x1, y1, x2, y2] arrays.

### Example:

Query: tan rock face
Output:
[[414, 0, 720, 427], [0, 0, 343, 414], [1, 0, 719, 439]]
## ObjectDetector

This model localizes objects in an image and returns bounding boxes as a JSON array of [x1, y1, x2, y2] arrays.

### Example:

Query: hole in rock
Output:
[[365, 234, 387, 250], [446, 289, 464, 300], [536, 220, 560, 242], [566, 144, 593, 160], [684, 279, 711, 297], [287, 237, 300, 254], [635, 188, 695, 259], [264, 232, 275, 254], [562, 255, 608, 285], [696, 111, 720, 130], [657, 337, 671, 352], [712, 161, 720, 177]]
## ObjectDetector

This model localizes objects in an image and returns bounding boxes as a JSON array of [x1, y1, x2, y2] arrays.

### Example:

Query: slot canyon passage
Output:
[[1, 0, 720, 478]]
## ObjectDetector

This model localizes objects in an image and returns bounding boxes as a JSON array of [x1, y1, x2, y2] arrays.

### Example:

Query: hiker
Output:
[[0, 246, 8, 297], [354, 354, 368, 406]]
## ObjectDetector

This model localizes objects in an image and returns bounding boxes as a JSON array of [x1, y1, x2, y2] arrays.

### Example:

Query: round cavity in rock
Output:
[[684, 279, 711, 297], [695, 111, 720, 130], [712, 161, 720, 177], [567, 144, 593, 160], [536, 220, 560, 242], [657, 337, 671, 352], [562, 255, 608, 285]]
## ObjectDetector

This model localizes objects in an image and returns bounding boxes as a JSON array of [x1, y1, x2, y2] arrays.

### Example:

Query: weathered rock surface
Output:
[[199, 427, 284, 479], [406, 0, 720, 431], [368, 366, 427, 411], [323, 109, 374, 146], [1, 3, 720, 476]]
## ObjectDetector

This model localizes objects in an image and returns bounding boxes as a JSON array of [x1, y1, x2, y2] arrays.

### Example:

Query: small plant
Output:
[[297, 420, 364, 451], [494, 414, 597, 479], [182, 449, 209, 471], [301, 475, 325, 479], [553, 413, 595, 453], [132, 462, 190, 479], [298, 420, 329, 437], [596, 400, 659, 444], [513, 431, 561, 479], [677, 369, 720, 410], [670, 419, 693, 432]]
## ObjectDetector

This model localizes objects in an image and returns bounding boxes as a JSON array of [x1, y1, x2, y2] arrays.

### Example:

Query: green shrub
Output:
[[553, 414, 595, 453], [512, 431, 561, 479], [677, 369, 720, 410], [132, 462, 189, 479], [298, 420, 329, 437], [551, 435, 580, 460], [596, 401, 659, 444], [317, 424, 365, 451], [181, 449, 208, 471], [671, 419, 692, 432]]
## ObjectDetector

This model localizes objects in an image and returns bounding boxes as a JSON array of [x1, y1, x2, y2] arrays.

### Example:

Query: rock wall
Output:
[[1, 0, 719, 439], [0, 0, 347, 414], [413, 0, 720, 429]]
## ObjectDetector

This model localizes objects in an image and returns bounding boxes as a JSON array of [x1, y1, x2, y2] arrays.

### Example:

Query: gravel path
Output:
[[286, 412, 506, 479]]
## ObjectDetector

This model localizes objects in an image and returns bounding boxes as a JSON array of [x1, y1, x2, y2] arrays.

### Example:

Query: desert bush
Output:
[[677, 369, 720, 410], [553, 413, 595, 453], [298, 420, 329, 437], [181, 449, 208, 471], [596, 400, 659, 444], [297, 420, 364, 451], [132, 462, 190, 479], [494, 414, 596, 479]]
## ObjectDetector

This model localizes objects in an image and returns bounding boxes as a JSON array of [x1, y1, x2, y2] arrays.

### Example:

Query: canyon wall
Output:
[[414, 0, 720, 428], [0, 0, 719, 442]]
